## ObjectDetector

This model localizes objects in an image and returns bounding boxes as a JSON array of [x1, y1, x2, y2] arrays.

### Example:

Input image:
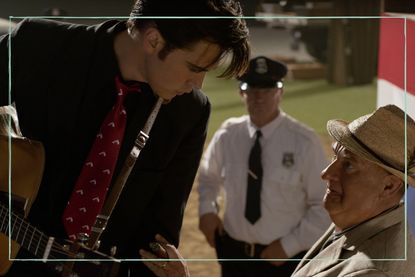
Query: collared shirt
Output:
[[198, 111, 331, 257]]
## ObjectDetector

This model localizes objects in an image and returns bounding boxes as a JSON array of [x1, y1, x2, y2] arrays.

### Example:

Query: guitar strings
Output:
[[1, 204, 115, 275], [0, 202, 118, 273], [1, 203, 112, 259], [1, 204, 76, 257], [1, 204, 98, 274]]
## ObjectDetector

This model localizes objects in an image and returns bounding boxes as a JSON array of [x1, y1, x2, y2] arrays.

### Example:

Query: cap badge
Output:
[[255, 58, 268, 74]]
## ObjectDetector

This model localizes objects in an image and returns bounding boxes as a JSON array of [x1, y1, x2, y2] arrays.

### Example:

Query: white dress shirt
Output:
[[198, 111, 331, 257]]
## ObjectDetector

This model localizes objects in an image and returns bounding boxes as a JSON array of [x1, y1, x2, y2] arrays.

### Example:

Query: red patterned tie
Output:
[[62, 76, 140, 241]]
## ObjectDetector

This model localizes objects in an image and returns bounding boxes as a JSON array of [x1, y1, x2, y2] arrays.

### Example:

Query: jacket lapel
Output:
[[294, 232, 346, 276], [293, 224, 337, 275]]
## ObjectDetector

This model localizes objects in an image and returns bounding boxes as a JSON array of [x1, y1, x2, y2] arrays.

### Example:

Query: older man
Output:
[[292, 105, 415, 277]]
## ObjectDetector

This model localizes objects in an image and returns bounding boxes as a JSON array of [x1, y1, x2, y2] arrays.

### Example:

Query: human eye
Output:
[[190, 67, 206, 73], [187, 63, 207, 73], [191, 68, 204, 73], [342, 160, 354, 171]]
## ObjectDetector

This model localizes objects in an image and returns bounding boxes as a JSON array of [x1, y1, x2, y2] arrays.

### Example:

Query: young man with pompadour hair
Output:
[[0, 0, 250, 276]]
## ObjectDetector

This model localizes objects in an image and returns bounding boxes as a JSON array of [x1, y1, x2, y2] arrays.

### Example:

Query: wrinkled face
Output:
[[145, 40, 221, 101], [240, 87, 282, 125], [321, 142, 389, 229]]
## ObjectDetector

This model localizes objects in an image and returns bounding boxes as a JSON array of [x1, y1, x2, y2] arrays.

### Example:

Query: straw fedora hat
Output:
[[327, 105, 415, 187]]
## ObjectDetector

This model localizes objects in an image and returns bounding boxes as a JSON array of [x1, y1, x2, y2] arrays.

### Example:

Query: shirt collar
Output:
[[247, 110, 286, 140]]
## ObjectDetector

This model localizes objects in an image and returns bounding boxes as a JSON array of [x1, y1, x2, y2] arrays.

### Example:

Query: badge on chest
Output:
[[282, 152, 294, 168]]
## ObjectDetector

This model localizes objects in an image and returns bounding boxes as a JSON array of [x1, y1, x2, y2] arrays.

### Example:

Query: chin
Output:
[[323, 197, 339, 211], [155, 91, 175, 101]]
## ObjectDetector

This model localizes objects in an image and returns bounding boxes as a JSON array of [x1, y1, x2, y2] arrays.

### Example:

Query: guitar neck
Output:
[[0, 202, 120, 276], [0, 202, 67, 260]]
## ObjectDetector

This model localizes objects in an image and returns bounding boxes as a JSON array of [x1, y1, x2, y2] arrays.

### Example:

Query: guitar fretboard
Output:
[[0, 202, 67, 259], [0, 202, 118, 275]]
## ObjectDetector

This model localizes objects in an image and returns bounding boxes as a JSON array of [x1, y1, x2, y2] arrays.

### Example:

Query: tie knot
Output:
[[255, 130, 262, 139], [115, 76, 141, 97]]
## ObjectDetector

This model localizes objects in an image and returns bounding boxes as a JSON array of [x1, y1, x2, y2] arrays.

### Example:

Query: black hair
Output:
[[127, 0, 250, 78]]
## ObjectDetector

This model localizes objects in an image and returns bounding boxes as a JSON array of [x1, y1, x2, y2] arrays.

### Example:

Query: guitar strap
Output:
[[85, 97, 164, 250]]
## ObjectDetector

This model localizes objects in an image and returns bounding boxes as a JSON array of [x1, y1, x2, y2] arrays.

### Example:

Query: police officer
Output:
[[198, 56, 331, 277]]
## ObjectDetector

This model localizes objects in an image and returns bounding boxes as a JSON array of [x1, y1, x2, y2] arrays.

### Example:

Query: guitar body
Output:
[[0, 106, 45, 275], [0, 106, 120, 276]]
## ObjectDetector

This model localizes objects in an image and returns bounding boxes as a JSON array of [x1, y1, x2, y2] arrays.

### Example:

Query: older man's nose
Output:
[[321, 161, 337, 181]]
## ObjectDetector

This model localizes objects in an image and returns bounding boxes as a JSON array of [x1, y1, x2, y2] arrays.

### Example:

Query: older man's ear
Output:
[[380, 174, 404, 200]]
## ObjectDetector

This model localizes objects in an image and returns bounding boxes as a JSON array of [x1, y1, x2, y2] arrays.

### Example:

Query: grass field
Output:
[[202, 72, 377, 141]]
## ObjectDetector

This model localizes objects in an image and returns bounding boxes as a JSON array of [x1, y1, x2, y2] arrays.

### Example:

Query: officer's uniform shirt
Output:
[[198, 111, 331, 257]]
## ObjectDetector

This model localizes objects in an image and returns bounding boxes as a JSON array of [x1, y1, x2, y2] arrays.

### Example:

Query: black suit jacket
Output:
[[0, 19, 210, 276]]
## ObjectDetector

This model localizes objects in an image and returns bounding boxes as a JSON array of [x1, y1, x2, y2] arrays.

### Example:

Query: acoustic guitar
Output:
[[0, 199, 119, 276], [0, 106, 119, 276]]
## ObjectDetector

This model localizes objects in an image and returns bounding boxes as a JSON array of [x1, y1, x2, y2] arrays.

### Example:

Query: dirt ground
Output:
[[178, 134, 333, 277], [179, 182, 221, 277]]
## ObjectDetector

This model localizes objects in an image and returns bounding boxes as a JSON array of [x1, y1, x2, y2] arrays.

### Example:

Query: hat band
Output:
[[350, 133, 404, 173]]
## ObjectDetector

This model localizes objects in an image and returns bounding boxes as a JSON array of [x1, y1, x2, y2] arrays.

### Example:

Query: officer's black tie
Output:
[[245, 130, 262, 224]]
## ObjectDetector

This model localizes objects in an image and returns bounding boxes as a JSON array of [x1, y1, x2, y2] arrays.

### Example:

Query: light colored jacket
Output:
[[292, 204, 415, 277]]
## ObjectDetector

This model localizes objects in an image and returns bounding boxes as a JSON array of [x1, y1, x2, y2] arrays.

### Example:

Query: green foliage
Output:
[[203, 72, 377, 141]]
